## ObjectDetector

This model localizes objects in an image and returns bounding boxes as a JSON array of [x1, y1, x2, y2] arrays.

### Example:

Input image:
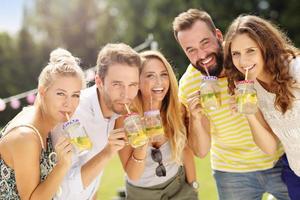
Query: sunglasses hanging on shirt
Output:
[[151, 148, 166, 177]]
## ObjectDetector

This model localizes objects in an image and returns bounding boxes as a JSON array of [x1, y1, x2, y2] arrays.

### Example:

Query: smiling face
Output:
[[177, 20, 224, 77], [230, 33, 266, 81], [41, 75, 82, 123], [139, 58, 170, 103]]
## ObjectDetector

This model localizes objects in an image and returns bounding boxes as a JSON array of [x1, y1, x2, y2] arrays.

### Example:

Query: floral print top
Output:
[[0, 124, 56, 199]]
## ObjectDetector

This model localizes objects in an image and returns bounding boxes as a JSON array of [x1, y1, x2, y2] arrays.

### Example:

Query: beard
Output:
[[193, 41, 224, 77], [102, 90, 127, 115]]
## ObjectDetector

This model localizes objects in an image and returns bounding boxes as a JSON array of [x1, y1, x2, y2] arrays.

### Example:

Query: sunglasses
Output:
[[151, 148, 166, 177]]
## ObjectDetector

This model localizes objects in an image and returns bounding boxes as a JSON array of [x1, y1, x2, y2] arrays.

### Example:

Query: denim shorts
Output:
[[213, 158, 290, 200]]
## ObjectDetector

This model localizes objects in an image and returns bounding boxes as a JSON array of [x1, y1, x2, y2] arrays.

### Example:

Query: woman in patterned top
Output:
[[0, 48, 85, 200], [223, 15, 300, 200]]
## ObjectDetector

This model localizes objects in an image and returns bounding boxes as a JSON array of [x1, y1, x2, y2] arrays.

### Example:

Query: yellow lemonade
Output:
[[127, 129, 148, 148], [145, 126, 164, 137], [236, 93, 258, 114], [200, 92, 221, 110], [71, 136, 93, 151]]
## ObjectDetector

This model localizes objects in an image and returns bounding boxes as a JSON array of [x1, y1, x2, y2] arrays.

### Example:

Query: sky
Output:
[[0, 0, 26, 34]]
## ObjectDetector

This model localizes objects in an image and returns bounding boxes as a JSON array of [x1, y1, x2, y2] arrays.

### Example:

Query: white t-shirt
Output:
[[52, 85, 118, 200]]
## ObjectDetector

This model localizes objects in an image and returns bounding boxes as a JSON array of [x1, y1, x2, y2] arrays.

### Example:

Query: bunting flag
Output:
[[0, 99, 6, 111], [0, 35, 157, 112], [10, 99, 21, 109], [26, 93, 36, 104]]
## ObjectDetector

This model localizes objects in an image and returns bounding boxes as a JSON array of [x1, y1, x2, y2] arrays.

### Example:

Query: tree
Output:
[[27, 0, 120, 68], [1, 0, 300, 126]]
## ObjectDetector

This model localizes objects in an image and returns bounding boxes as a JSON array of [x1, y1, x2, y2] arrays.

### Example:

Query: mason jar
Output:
[[144, 110, 164, 138], [63, 119, 92, 156], [200, 76, 222, 110], [235, 80, 258, 114], [124, 113, 148, 148]]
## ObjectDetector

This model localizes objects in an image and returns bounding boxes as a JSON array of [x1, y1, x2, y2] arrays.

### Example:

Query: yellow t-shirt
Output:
[[179, 64, 283, 172]]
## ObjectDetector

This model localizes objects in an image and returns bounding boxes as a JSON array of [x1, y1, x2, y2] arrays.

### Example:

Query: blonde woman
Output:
[[0, 48, 85, 200], [115, 50, 198, 200]]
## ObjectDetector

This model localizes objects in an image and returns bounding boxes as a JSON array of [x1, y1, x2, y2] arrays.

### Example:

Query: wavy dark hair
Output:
[[223, 15, 299, 113]]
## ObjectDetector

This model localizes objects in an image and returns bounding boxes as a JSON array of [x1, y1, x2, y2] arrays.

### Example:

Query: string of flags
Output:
[[0, 68, 96, 112], [0, 34, 157, 112]]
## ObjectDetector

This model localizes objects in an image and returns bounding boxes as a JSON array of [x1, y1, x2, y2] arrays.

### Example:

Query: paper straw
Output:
[[243, 68, 250, 95], [245, 68, 249, 81], [150, 95, 153, 111], [203, 64, 210, 76], [124, 103, 131, 114], [65, 113, 70, 121]]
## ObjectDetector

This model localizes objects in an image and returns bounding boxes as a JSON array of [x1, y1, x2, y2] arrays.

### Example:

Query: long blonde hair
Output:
[[135, 50, 186, 163]]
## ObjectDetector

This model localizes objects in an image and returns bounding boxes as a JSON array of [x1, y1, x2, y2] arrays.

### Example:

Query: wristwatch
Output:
[[191, 181, 199, 190]]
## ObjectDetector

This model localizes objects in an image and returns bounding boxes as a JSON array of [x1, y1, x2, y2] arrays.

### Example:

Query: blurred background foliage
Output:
[[1, 0, 300, 125]]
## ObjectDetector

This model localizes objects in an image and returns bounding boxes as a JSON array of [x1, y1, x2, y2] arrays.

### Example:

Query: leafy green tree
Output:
[[0, 33, 21, 125], [0, 33, 19, 97], [27, 0, 120, 68], [1, 0, 300, 126]]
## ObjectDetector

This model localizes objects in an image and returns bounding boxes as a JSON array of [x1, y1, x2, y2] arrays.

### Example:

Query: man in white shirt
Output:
[[52, 43, 141, 200]]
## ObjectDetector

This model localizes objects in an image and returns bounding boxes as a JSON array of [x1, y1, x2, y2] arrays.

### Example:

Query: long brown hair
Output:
[[134, 50, 186, 163], [224, 15, 299, 113]]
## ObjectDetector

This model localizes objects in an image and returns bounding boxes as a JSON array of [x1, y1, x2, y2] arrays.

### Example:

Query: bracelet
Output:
[[131, 154, 145, 163]]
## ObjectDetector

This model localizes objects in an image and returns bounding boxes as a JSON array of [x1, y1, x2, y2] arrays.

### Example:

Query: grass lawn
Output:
[[96, 155, 272, 200]]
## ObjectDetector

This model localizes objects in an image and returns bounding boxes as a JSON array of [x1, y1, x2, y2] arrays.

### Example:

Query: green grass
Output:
[[96, 155, 273, 200]]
